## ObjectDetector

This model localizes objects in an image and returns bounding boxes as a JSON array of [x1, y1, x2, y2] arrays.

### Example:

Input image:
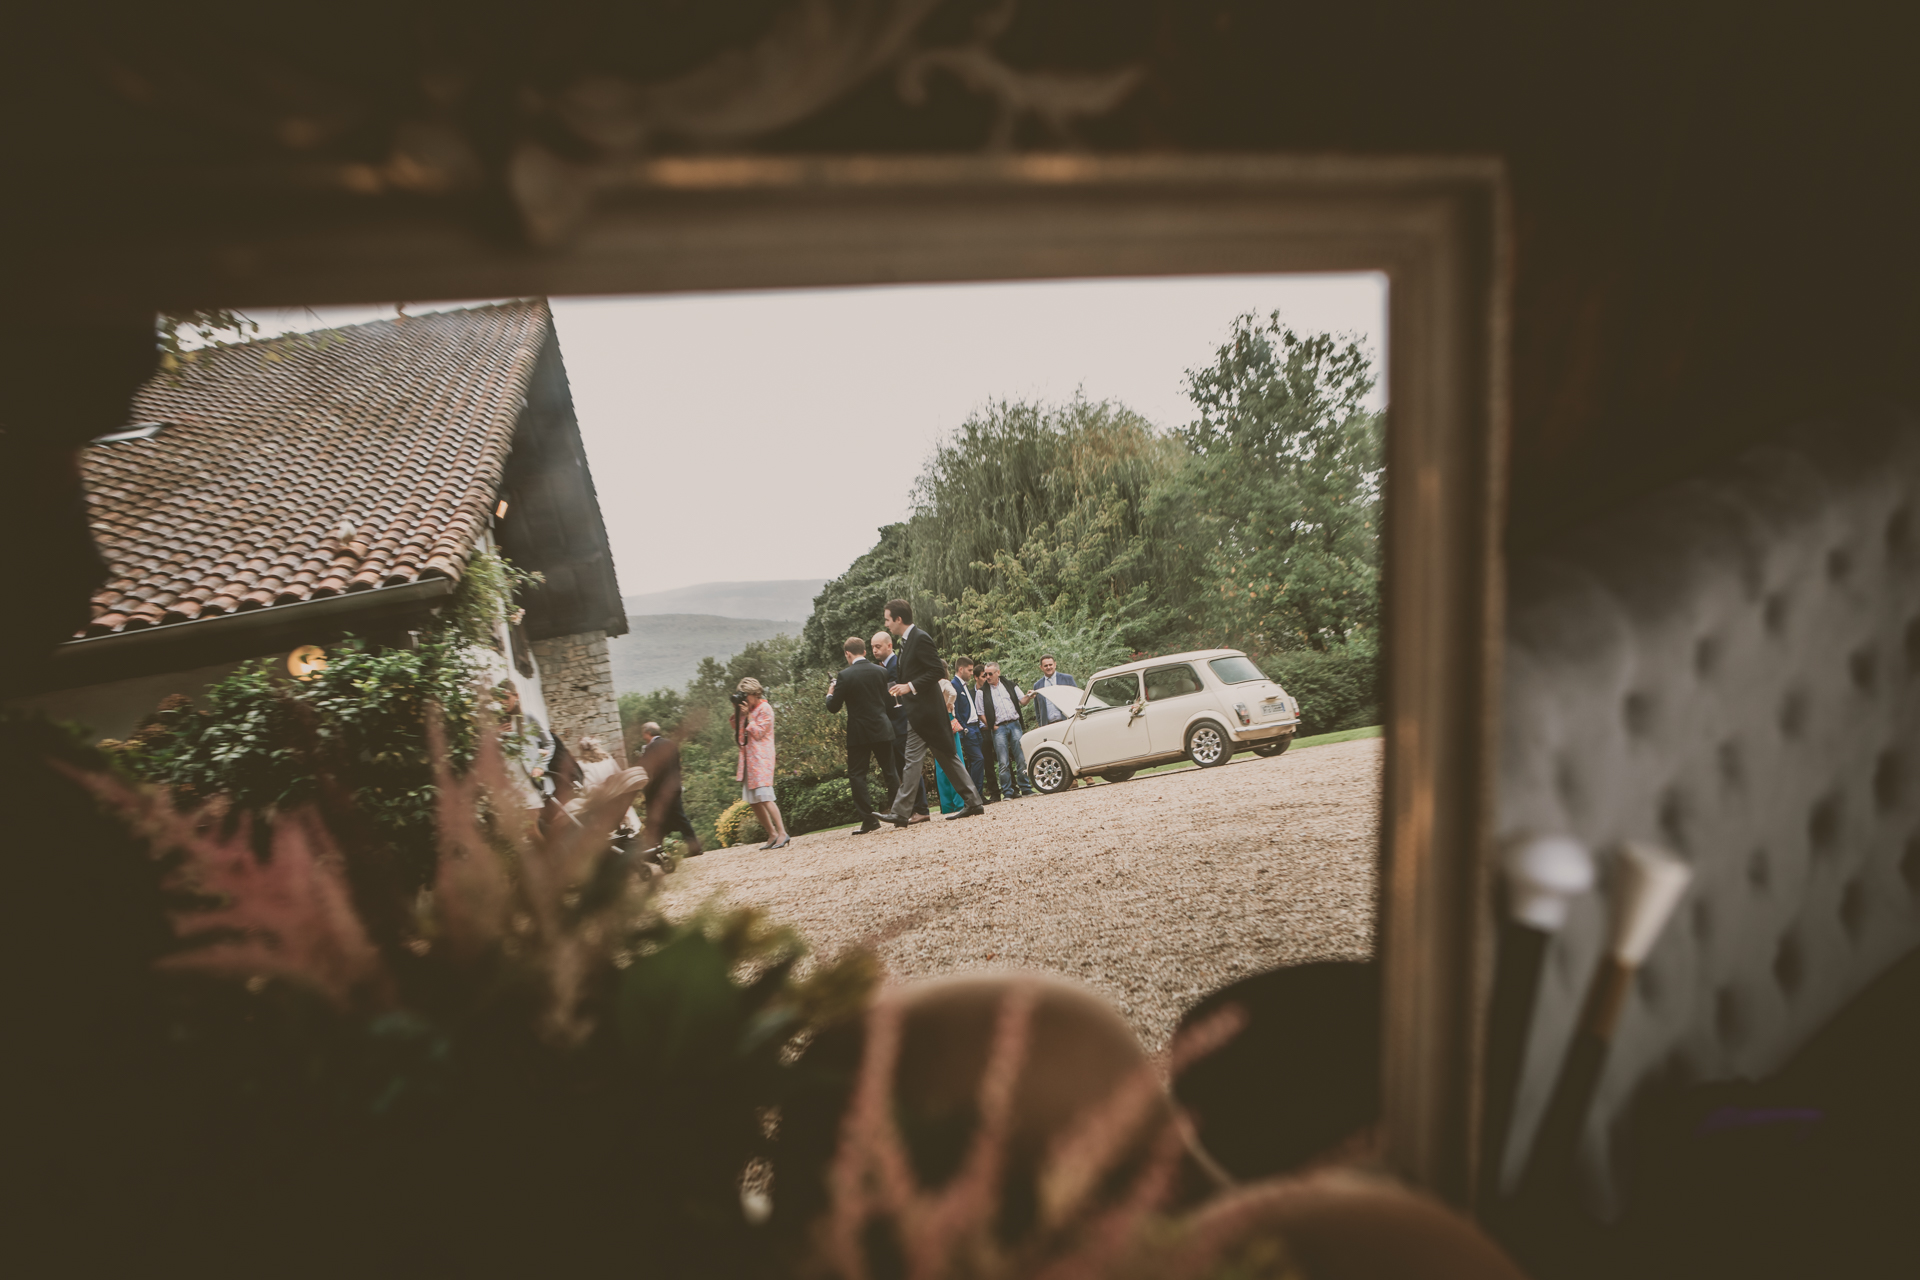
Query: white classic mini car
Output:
[[1019, 649, 1302, 793]]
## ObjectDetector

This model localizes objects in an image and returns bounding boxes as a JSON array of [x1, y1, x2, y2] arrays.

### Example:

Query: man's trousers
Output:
[[959, 725, 986, 797], [992, 722, 1033, 796], [641, 786, 701, 850], [888, 723, 983, 819], [846, 738, 901, 823], [888, 709, 928, 815]]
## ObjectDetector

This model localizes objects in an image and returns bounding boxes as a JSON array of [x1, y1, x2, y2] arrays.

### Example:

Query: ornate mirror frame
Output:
[[89, 153, 1509, 1203]]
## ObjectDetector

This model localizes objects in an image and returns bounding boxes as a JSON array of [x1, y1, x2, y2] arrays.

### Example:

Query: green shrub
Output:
[[109, 637, 485, 887], [714, 799, 766, 847], [1260, 643, 1380, 738], [784, 777, 860, 835]]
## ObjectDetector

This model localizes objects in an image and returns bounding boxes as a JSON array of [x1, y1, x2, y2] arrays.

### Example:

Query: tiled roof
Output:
[[78, 300, 551, 638]]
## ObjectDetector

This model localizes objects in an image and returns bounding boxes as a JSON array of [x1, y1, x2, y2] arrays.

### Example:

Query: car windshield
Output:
[[1083, 673, 1141, 709], [1208, 655, 1266, 685]]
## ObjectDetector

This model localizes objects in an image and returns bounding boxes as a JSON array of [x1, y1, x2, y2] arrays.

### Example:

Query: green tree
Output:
[[908, 396, 1171, 611], [1168, 312, 1384, 653], [617, 686, 686, 758], [991, 604, 1135, 692], [797, 522, 913, 671]]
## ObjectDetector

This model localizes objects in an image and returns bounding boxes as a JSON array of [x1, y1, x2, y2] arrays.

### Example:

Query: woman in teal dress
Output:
[[933, 674, 967, 814]]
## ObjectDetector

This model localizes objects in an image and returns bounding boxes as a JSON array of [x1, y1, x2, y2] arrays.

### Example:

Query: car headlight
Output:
[[1233, 702, 1251, 726]]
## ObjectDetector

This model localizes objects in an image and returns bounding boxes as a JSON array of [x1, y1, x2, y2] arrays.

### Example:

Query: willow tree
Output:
[[906, 396, 1181, 651]]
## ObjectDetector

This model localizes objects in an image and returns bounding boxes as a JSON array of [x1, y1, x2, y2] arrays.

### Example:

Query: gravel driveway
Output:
[[659, 737, 1381, 1051]]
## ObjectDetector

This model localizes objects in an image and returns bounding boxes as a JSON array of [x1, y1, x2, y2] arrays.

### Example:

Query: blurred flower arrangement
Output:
[[8, 701, 1315, 1279], [17, 706, 874, 1276]]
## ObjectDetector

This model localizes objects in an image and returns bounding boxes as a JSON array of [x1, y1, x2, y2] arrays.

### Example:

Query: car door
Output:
[[1069, 672, 1149, 768], [1140, 662, 1208, 754]]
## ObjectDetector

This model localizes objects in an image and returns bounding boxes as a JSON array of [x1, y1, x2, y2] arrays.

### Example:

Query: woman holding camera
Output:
[[733, 677, 791, 850]]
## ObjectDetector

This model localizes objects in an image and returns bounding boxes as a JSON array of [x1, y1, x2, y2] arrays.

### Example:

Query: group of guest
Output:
[[503, 596, 1084, 858], [826, 597, 1081, 833], [495, 679, 705, 868]]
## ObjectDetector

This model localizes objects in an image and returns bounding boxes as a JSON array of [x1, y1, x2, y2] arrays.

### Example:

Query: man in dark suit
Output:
[[825, 635, 899, 834], [877, 598, 985, 824], [635, 721, 704, 858], [1029, 653, 1080, 725], [872, 627, 929, 821], [1029, 653, 1083, 788], [951, 656, 987, 799]]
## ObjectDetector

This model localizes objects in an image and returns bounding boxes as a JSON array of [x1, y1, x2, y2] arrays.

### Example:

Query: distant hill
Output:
[[606, 613, 802, 695], [622, 579, 826, 623]]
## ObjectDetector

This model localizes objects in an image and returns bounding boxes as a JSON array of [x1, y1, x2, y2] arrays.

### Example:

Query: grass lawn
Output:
[[779, 724, 1388, 839]]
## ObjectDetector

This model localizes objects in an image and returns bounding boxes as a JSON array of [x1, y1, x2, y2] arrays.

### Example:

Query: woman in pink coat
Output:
[[734, 677, 790, 850]]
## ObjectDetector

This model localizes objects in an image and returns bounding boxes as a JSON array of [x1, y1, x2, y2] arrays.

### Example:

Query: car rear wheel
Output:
[[1252, 735, 1293, 758], [1100, 768, 1137, 783], [1028, 749, 1073, 794], [1186, 722, 1231, 768]]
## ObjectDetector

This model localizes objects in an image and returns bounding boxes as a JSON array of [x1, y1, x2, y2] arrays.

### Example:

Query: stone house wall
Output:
[[528, 630, 624, 761]]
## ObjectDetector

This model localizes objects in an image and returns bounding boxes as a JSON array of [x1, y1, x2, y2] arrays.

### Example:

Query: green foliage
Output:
[[440, 545, 544, 648], [618, 686, 686, 758], [108, 549, 545, 889], [1260, 638, 1381, 738], [908, 397, 1169, 610], [114, 639, 484, 886], [714, 799, 766, 847], [798, 522, 914, 670], [767, 678, 847, 787], [1169, 312, 1384, 653], [691, 632, 802, 705], [991, 603, 1136, 689], [782, 777, 859, 835]]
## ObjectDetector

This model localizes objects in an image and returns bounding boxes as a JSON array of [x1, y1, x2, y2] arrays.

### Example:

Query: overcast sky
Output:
[[249, 273, 1386, 598]]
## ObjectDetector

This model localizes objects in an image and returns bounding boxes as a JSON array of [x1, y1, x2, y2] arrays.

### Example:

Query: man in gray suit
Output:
[[876, 598, 984, 824]]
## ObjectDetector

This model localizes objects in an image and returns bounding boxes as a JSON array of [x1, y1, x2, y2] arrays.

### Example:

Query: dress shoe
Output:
[[907, 813, 931, 825], [875, 813, 911, 828], [946, 803, 985, 820], [854, 822, 881, 835]]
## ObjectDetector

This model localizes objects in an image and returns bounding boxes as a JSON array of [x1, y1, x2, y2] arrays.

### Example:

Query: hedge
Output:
[[1260, 645, 1380, 738], [784, 777, 861, 835]]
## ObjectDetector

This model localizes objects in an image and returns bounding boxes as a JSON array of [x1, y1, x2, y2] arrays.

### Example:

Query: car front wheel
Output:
[[1186, 722, 1231, 768], [1028, 748, 1074, 794]]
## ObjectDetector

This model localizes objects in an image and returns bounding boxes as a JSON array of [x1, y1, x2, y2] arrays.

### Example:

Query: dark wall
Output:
[[7, 1, 1918, 677], [497, 331, 628, 642]]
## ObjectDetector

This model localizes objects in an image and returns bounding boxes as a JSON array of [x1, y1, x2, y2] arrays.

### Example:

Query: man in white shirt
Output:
[[1029, 654, 1080, 727], [978, 662, 1035, 798]]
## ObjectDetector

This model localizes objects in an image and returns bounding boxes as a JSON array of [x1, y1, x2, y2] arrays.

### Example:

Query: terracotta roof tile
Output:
[[79, 300, 549, 638]]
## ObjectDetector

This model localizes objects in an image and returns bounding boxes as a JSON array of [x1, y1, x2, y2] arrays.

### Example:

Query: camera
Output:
[[729, 690, 750, 709]]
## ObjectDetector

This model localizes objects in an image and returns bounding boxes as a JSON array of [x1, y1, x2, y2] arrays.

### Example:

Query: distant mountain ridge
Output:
[[606, 613, 802, 695], [621, 579, 825, 623]]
